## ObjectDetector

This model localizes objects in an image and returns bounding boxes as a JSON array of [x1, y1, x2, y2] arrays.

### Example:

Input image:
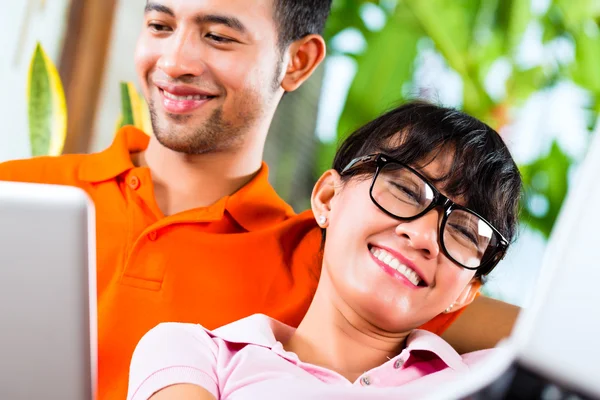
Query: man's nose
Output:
[[156, 29, 206, 79]]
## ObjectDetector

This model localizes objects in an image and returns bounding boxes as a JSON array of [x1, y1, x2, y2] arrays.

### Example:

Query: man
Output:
[[0, 0, 520, 398]]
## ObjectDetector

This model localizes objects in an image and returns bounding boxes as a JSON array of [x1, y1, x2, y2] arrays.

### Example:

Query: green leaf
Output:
[[315, 141, 338, 181], [402, 0, 494, 117], [502, 0, 532, 54], [336, 4, 423, 141], [570, 24, 600, 95], [553, 0, 600, 95], [403, 0, 472, 75], [519, 141, 571, 238], [27, 43, 67, 157], [118, 82, 153, 135], [540, 9, 566, 43], [506, 66, 546, 105], [472, 30, 505, 80], [554, 0, 598, 28], [120, 82, 135, 127], [324, 0, 380, 42]]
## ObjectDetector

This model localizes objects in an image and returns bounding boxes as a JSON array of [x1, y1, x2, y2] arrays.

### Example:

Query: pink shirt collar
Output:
[[210, 314, 469, 373]]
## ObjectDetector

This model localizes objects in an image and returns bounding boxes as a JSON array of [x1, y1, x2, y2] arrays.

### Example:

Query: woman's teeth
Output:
[[370, 247, 422, 286], [163, 91, 211, 101]]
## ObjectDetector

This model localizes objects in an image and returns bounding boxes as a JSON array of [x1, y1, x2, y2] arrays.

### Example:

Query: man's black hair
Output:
[[273, 0, 333, 50]]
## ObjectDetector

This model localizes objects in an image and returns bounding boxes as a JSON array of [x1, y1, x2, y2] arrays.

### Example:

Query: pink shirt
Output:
[[127, 314, 492, 400]]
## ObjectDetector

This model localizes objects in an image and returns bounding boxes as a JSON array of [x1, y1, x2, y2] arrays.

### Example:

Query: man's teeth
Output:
[[163, 91, 211, 101], [370, 247, 422, 286]]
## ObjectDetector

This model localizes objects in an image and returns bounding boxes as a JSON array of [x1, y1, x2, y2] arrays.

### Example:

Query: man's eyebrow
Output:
[[145, 2, 175, 17], [195, 14, 247, 34]]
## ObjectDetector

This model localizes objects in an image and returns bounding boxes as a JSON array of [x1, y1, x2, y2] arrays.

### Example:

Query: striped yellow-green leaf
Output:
[[27, 42, 67, 156], [119, 82, 153, 135]]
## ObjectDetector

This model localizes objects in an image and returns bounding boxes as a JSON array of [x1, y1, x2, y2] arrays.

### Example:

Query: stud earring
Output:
[[444, 304, 454, 314], [318, 215, 327, 225]]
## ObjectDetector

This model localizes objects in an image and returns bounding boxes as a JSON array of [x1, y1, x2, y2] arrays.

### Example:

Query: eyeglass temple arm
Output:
[[341, 154, 379, 174]]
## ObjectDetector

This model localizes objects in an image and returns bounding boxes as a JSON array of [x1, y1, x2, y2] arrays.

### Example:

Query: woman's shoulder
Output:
[[134, 322, 221, 359], [140, 314, 291, 352], [129, 322, 223, 400], [211, 314, 295, 348]]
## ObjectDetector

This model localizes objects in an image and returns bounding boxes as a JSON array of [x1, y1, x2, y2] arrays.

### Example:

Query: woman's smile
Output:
[[368, 245, 429, 288]]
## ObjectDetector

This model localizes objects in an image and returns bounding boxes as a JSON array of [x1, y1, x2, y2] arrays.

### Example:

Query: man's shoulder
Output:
[[275, 210, 322, 250], [281, 209, 319, 229], [276, 210, 323, 281], [0, 154, 90, 186]]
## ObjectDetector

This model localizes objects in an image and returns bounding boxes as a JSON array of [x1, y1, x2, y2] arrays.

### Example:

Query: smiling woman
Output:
[[127, 101, 523, 400]]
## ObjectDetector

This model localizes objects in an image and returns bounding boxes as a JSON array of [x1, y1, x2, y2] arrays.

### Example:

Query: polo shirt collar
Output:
[[211, 314, 295, 348], [78, 126, 295, 231], [224, 165, 296, 232], [210, 314, 469, 372], [405, 329, 469, 372], [79, 126, 148, 183]]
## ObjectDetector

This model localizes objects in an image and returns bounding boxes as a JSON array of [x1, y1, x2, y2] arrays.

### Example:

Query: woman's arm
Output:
[[150, 384, 217, 400], [441, 295, 521, 354]]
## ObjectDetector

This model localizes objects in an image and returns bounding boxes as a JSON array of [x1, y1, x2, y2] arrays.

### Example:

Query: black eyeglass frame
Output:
[[341, 153, 509, 275]]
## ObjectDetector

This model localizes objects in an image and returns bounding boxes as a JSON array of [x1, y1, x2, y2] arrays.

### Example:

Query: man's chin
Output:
[[152, 125, 221, 155], [154, 134, 203, 155], [159, 111, 195, 124]]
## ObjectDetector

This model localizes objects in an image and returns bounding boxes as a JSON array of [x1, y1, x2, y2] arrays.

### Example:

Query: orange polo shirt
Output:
[[0, 126, 463, 400]]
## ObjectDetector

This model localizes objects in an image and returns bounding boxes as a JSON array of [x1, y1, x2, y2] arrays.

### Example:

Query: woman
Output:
[[127, 102, 522, 399]]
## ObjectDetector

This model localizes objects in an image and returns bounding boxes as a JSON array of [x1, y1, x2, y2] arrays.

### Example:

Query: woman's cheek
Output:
[[438, 263, 475, 294]]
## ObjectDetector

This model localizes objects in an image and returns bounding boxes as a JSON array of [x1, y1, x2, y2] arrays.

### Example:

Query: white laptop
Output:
[[0, 181, 97, 399]]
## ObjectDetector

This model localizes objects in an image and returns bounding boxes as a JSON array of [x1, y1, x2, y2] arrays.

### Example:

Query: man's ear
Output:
[[311, 169, 341, 228], [444, 278, 482, 314], [281, 34, 326, 92]]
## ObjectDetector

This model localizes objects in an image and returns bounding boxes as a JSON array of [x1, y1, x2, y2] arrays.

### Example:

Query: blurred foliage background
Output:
[[271, 0, 600, 242]]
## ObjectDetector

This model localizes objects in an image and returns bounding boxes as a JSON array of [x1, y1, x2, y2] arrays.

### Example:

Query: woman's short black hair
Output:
[[332, 101, 523, 246]]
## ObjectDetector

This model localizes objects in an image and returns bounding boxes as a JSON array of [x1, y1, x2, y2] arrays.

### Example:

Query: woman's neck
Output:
[[284, 272, 411, 382]]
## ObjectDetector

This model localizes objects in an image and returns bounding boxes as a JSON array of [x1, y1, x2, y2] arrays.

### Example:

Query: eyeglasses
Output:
[[342, 154, 508, 275]]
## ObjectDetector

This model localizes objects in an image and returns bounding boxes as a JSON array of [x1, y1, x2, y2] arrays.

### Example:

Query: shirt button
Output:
[[360, 376, 371, 386], [128, 175, 140, 190], [394, 358, 405, 369], [147, 231, 158, 241]]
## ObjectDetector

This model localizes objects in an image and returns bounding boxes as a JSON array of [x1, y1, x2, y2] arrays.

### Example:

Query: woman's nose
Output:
[[394, 209, 441, 259]]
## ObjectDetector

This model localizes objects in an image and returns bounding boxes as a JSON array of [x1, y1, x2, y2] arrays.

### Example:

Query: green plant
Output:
[[117, 82, 153, 135], [27, 43, 152, 157], [27, 42, 67, 156]]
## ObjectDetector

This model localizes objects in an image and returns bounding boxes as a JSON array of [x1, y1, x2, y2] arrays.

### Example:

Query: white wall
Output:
[[0, 1, 71, 162], [91, 1, 145, 152]]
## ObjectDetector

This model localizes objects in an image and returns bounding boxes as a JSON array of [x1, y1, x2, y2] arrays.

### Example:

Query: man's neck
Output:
[[136, 136, 264, 216], [284, 273, 410, 382]]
